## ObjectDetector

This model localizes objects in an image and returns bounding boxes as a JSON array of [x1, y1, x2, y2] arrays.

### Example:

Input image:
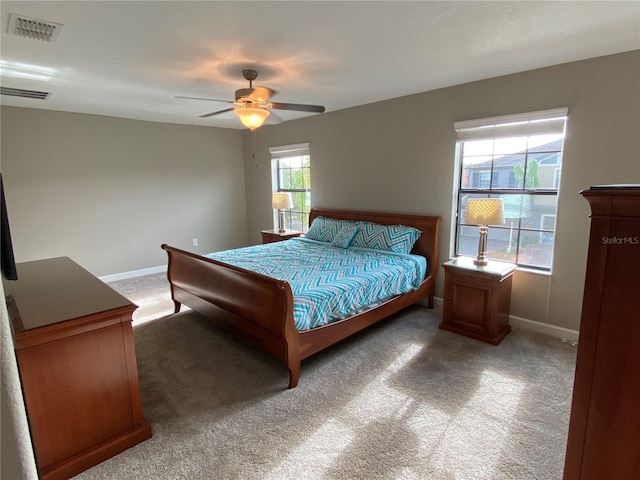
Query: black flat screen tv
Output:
[[1, 173, 18, 281]]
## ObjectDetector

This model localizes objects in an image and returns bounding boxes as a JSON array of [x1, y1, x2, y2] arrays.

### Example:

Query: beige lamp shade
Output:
[[466, 198, 505, 226], [235, 106, 270, 130], [272, 192, 293, 209]]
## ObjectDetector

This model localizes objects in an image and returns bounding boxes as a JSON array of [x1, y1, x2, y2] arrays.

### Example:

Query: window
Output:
[[269, 143, 311, 232], [453, 108, 568, 270]]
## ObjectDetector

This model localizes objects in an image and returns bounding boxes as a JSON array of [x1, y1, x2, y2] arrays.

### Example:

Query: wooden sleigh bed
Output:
[[161, 208, 440, 388]]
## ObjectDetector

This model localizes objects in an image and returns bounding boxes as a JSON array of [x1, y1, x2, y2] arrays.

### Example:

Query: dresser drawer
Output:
[[446, 270, 497, 287]]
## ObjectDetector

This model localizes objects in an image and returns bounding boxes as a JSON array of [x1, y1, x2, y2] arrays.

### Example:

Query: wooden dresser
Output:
[[563, 186, 640, 479], [4, 257, 151, 480]]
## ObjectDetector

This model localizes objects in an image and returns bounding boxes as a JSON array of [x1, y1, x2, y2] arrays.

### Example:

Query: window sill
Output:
[[515, 266, 552, 277], [450, 255, 552, 276]]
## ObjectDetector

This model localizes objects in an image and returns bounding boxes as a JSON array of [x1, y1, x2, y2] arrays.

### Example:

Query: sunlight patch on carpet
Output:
[[410, 369, 525, 479], [397, 466, 426, 480], [263, 418, 354, 480], [130, 297, 187, 326], [263, 344, 424, 478], [346, 343, 423, 422]]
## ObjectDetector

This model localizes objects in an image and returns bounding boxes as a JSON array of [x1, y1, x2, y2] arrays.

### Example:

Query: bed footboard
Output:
[[161, 244, 301, 387]]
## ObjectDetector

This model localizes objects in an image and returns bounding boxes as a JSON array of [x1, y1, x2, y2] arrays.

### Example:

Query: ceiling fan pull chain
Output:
[[251, 129, 257, 160]]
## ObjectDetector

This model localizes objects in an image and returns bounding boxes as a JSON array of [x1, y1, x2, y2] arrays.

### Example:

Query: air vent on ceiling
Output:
[[7, 13, 63, 42], [1, 87, 51, 100]]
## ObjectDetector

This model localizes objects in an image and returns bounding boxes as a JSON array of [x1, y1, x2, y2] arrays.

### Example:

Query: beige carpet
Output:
[[76, 273, 577, 479]]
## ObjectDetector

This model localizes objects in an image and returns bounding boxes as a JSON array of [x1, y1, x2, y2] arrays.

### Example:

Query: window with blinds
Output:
[[269, 143, 311, 232], [453, 108, 568, 270]]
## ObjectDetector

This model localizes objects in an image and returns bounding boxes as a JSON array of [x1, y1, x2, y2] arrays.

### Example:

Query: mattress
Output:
[[206, 238, 426, 331]]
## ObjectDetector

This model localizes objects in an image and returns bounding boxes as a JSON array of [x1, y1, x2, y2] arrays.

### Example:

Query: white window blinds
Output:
[[454, 108, 568, 142], [268, 143, 310, 160]]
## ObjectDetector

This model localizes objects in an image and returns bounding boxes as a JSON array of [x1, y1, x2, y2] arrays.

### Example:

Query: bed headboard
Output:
[[309, 208, 441, 280]]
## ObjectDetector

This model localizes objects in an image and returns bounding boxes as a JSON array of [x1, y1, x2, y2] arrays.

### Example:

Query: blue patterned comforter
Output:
[[206, 238, 426, 331]]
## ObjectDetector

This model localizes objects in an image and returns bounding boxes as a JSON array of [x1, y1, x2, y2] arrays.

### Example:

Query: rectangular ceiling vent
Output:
[[7, 13, 63, 42], [1, 87, 51, 100]]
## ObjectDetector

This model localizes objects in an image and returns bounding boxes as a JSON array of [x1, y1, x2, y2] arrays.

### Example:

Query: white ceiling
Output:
[[1, 1, 638, 130]]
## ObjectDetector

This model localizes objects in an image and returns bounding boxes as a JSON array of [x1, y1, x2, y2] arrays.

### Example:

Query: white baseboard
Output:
[[99, 265, 167, 283], [429, 297, 579, 343], [509, 314, 579, 343]]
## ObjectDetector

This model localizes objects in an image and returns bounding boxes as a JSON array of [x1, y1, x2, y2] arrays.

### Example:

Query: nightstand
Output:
[[261, 229, 302, 244], [440, 256, 516, 345]]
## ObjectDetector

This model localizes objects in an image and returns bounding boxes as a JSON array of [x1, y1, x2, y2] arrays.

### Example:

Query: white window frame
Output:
[[452, 108, 568, 271], [269, 143, 311, 232]]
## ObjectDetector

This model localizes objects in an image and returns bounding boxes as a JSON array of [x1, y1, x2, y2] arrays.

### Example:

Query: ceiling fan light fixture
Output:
[[235, 105, 270, 130], [181, 69, 324, 127]]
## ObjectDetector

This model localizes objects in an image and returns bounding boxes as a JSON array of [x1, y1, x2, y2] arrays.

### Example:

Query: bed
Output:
[[161, 208, 440, 388]]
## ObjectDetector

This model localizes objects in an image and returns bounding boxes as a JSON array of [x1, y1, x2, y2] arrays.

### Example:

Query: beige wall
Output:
[[1, 107, 247, 277], [242, 50, 640, 332], [1, 51, 637, 330]]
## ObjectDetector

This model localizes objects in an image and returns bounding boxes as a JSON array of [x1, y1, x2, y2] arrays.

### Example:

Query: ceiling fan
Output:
[[176, 69, 325, 130]]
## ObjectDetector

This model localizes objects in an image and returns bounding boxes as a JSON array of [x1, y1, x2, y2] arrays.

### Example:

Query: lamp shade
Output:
[[466, 198, 505, 226], [235, 106, 270, 130], [272, 192, 293, 209]]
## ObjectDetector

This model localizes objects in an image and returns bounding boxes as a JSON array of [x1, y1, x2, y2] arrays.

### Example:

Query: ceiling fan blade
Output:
[[176, 95, 234, 104], [269, 102, 325, 113], [248, 86, 274, 103], [199, 107, 236, 118]]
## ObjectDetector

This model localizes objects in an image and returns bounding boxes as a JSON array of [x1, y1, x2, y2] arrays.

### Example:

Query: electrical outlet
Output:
[[192, 238, 198, 247]]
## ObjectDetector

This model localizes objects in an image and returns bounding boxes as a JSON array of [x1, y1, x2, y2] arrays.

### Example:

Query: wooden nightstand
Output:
[[440, 256, 516, 345], [261, 229, 302, 244]]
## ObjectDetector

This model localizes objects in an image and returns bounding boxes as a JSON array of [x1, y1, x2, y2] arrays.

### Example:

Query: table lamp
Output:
[[272, 192, 293, 233], [465, 198, 505, 266]]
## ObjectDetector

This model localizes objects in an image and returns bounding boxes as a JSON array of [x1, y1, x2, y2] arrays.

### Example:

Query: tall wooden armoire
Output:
[[563, 185, 640, 479]]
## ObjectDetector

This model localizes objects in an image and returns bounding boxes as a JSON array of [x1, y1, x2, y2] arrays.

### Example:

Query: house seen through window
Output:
[[453, 108, 568, 270], [269, 143, 311, 232]]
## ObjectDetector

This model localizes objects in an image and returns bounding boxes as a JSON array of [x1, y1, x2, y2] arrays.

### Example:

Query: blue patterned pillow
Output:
[[331, 224, 359, 248], [305, 216, 345, 243], [351, 222, 421, 254]]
